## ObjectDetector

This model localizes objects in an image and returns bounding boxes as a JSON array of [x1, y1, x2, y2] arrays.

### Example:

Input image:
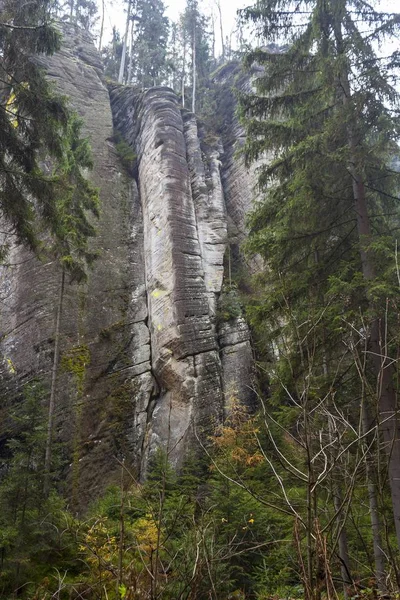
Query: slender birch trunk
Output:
[[191, 20, 196, 113], [98, 0, 105, 51], [216, 0, 225, 61], [118, 0, 132, 84]]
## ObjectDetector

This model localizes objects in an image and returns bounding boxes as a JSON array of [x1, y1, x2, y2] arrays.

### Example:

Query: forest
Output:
[[1, 0, 400, 598]]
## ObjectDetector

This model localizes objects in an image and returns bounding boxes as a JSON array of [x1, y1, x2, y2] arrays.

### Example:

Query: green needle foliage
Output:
[[1, 0, 66, 250], [0, 0, 98, 268], [53, 113, 99, 281], [240, 0, 400, 338], [240, 1, 400, 423], [239, 0, 400, 591]]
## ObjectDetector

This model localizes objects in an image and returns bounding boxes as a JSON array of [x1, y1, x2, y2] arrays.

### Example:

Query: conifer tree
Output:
[[240, 0, 400, 566], [1, 1, 99, 255], [60, 0, 98, 30], [102, 26, 123, 80], [130, 0, 169, 88], [0, 0, 67, 251], [181, 0, 212, 113]]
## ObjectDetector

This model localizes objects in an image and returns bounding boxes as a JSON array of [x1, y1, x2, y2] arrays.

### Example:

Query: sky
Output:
[[95, 0, 399, 55], [96, 0, 249, 52]]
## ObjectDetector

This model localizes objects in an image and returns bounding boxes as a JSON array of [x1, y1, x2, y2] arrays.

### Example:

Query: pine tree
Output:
[[59, 0, 98, 30], [0, 381, 72, 596], [130, 0, 170, 88], [240, 0, 400, 577]]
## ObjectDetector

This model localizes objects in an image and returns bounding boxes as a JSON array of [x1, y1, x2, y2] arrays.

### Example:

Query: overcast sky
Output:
[[96, 0, 399, 55], [97, 0, 246, 52]]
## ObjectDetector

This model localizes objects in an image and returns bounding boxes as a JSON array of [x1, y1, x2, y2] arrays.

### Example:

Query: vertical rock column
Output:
[[133, 89, 224, 465], [182, 112, 227, 317], [182, 112, 255, 413]]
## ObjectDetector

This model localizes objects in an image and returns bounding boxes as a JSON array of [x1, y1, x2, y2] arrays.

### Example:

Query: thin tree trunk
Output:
[[191, 21, 196, 113], [44, 267, 65, 496], [216, 0, 225, 61], [117, 461, 125, 595], [211, 12, 216, 61], [361, 402, 387, 591], [118, 0, 132, 84], [333, 488, 352, 599], [98, 0, 105, 51], [327, 419, 352, 598], [181, 38, 186, 108], [324, 355, 352, 597], [127, 17, 134, 85]]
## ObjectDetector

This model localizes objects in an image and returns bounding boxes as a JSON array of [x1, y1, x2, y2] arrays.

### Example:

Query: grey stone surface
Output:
[[213, 62, 265, 273], [0, 31, 260, 504], [111, 86, 225, 466], [0, 24, 155, 507]]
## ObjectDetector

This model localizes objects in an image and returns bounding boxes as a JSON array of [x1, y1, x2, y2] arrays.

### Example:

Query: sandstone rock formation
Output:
[[0, 25, 258, 506]]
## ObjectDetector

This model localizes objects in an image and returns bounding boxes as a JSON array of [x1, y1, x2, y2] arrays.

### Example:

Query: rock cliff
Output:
[[0, 25, 259, 505]]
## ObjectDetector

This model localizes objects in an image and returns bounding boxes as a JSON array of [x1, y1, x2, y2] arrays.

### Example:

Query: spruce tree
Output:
[[0, 0, 67, 251], [240, 0, 400, 565], [102, 26, 123, 80], [131, 0, 170, 88], [0, 0, 99, 259], [181, 0, 212, 113]]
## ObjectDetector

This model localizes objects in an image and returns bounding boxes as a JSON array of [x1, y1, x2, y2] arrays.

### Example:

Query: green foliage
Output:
[[0, 2, 99, 272], [238, 1, 400, 593], [0, 381, 77, 598], [60, 343, 90, 392], [53, 113, 100, 280], [217, 283, 243, 322], [102, 27, 123, 81], [130, 0, 170, 88], [0, 0, 67, 250], [180, 0, 214, 113], [112, 130, 137, 175]]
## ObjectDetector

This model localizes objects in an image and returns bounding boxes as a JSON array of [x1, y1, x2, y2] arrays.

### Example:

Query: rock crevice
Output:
[[0, 26, 257, 504]]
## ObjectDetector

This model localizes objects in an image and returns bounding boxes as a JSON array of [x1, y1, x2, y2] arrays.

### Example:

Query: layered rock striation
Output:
[[0, 26, 258, 505]]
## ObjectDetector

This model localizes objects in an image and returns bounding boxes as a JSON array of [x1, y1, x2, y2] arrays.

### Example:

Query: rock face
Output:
[[212, 62, 265, 274], [0, 26, 258, 506]]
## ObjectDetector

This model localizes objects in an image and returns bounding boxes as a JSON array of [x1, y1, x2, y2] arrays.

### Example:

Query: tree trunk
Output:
[[333, 6, 400, 555], [117, 461, 125, 596], [350, 133, 400, 554], [127, 17, 134, 85], [44, 267, 65, 496], [361, 403, 387, 591], [118, 0, 132, 84], [181, 38, 186, 108], [216, 0, 225, 61], [327, 421, 352, 598], [211, 12, 216, 60], [191, 21, 196, 113], [98, 0, 105, 51]]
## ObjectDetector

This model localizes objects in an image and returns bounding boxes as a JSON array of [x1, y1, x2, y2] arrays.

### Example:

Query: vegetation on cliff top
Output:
[[1, 0, 400, 598]]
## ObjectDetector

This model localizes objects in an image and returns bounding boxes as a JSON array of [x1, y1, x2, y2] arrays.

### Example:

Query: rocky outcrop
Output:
[[0, 24, 155, 506], [212, 62, 265, 273], [0, 27, 258, 506]]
